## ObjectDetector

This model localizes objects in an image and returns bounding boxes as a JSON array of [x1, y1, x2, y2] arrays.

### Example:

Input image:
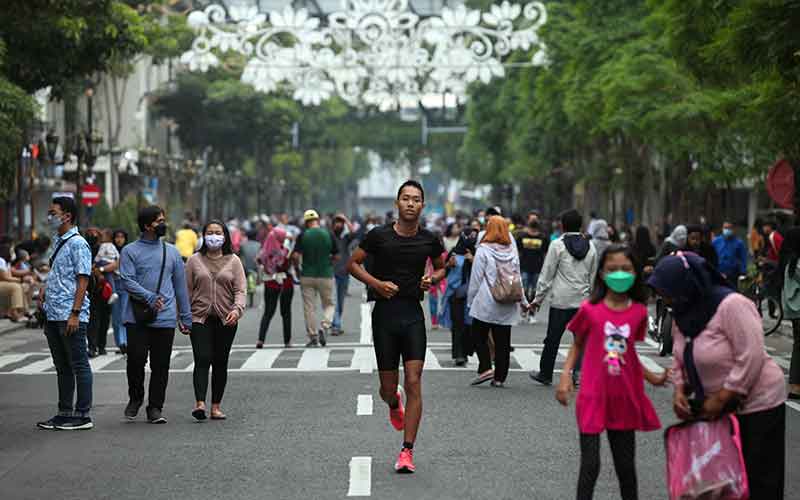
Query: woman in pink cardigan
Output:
[[185, 220, 246, 421], [648, 252, 786, 499]]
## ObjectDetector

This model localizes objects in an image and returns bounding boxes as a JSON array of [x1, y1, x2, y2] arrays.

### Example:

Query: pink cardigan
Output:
[[671, 294, 786, 415], [185, 254, 246, 324]]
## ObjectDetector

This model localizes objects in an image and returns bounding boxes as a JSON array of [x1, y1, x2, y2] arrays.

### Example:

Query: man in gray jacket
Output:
[[529, 209, 597, 385]]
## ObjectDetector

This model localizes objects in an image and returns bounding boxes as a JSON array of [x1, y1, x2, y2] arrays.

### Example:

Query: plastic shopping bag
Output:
[[664, 414, 749, 500]]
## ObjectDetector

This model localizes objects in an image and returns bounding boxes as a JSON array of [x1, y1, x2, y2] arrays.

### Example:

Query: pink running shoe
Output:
[[389, 387, 405, 431], [395, 448, 415, 473]]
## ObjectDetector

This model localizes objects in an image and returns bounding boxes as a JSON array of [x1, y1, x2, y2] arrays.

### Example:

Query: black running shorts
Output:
[[371, 299, 427, 371]]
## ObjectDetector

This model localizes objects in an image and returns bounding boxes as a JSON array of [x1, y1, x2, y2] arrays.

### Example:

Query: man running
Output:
[[348, 180, 446, 473]]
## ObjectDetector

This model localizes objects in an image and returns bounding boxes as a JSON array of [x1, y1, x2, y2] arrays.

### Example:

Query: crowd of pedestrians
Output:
[[3, 187, 795, 497]]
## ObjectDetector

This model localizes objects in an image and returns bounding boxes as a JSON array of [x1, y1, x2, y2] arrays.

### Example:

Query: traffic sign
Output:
[[766, 158, 794, 209], [81, 183, 102, 207]]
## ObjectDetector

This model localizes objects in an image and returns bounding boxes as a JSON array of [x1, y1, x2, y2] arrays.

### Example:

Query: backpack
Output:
[[488, 255, 524, 304]]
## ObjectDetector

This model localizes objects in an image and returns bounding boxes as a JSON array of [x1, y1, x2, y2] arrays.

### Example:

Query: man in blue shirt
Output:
[[121, 206, 192, 424], [712, 221, 748, 288], [37, 196, 94, 431]]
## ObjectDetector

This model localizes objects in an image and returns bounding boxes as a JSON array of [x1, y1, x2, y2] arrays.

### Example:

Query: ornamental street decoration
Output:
[[181, 0, 548, 109]]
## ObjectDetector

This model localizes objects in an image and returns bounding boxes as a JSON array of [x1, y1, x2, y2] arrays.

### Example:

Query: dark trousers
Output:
[[259, 285, 293, 344], [738, 404, 785, 499], [473, 318, 512, 382], [578, 430, 638, 500], [449, 295, 469, 361], [191, 316, 237, 404], [791, 321, 800, 385], [44, 321, 93, 417], [126, 324, 175, 410], [88, 297, 111, 352], [539, 307, 580, 380]]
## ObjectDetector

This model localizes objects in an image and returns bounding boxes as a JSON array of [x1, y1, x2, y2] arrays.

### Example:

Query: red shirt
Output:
[[767, 231, 783, 263]]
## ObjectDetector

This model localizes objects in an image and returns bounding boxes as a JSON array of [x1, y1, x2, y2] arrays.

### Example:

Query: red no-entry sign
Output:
[[81, 183, 102, 207]]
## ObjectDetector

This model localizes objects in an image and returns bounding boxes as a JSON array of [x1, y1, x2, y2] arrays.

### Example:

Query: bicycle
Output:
[[742, 264, 783, 336], [648, 296, 673, 357]]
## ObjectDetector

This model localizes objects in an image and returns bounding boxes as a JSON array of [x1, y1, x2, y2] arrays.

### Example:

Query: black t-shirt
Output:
[[360, 223, 445, 302], [516, 230, 548, 273]]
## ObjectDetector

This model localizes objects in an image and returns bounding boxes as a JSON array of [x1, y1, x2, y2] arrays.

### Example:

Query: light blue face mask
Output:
[[48, 214, 64, 231], [722, 228, 733, 238]]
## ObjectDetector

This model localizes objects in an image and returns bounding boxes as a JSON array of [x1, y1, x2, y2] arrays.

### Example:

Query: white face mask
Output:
[[205, 234, 225, 250]]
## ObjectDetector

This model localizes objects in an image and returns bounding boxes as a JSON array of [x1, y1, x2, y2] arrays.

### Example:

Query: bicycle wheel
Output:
[[760, 296, 783, 336], [659, 311, 673, 357]]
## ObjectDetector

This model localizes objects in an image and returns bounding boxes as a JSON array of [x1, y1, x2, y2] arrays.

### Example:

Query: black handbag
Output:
[[130, 242, 166, 324]]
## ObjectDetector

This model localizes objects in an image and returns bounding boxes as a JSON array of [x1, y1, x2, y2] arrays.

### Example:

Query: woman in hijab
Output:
[[441, 228, 479, 365], [256, 227, 294, 348], [648, 252, 786, 498], [588, 219, 611, 257], [779, 227, 800, 401], [656, 225, 687, 262]]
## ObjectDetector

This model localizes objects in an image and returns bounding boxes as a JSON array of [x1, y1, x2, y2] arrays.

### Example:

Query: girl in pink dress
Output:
[[556, 244, 669, 500]]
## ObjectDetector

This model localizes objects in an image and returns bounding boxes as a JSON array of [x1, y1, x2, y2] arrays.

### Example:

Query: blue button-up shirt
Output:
[[44, 227, 92, 323]]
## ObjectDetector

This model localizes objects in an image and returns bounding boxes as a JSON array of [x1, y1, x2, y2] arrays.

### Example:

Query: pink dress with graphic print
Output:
[[567, 300, 661, 434]]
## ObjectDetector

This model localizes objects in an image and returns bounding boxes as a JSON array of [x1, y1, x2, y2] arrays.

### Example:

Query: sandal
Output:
[[210, 409, 227, 420], [192, 404, 207, 421]]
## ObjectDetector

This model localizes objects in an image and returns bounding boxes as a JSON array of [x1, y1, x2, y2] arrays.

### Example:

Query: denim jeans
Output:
[[44, 321, 93, 417], [522, 272, 540, 301], [111, 278, 128, 348], [333, 274, 350, 330]]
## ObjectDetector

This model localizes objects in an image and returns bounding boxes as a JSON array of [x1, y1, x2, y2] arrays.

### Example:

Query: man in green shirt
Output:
[[293, 209, 337, 347]]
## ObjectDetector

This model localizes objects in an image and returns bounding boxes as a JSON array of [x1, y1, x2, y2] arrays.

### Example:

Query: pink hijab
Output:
[[260, 227, 288, 274]]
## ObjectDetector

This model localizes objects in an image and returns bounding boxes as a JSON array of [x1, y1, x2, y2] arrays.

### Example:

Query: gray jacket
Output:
[[467, 243, 528, 326], [533, 233, 598, 310]]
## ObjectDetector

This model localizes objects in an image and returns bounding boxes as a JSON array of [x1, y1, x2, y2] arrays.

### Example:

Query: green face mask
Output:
[[604, 271, 636, 293]]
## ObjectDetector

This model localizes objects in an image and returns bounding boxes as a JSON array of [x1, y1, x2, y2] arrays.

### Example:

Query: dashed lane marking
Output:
[[347, 456, 372, 497], [356, 395, 373, 416]]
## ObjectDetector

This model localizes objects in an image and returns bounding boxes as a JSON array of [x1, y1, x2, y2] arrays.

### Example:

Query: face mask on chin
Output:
[[154, 223, 167, 237]]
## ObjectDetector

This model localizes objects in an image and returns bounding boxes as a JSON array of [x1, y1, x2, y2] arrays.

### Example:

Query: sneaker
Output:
[[305, 338, 319, 348], [124, 400, 142, 420], [389, 387, 405, 431], [471, 370, 494, 386], [147, 407, 167, 424], [284, 342, 291, 348], [98, 347, 107, 356], [37, 415, 69, 430], [490, 380, 506, 388], [528, 371, 552, 386], [255, 341, 264, 349], [55, 416, 93, 430], [394, 448, 416, 473], [192, 406, 207, 421], [88, 349, 98, 358], [318, 328, 327, 347]]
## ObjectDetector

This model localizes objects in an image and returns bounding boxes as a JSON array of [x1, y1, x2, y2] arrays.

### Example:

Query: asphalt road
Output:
[[1, 285, 798, 500]]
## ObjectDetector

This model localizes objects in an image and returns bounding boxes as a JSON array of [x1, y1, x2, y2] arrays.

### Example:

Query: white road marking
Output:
[[89, 354, 122, 371], [360, 303, 372, 345], [297, 348, 330, 370], [13, 357, 53, 374], [352, 346, 376, 374], [166, 342, 660, 351], [638, 354, 665, 374], [240, 349, 281, 370], [512, 348, 540, 371], [773, 356, 790, 370], [787, 401, 800, 413], [643, 337, 659, 349], [0, 353, 32, 369], [423, 348, 441, 369], [184, 363, 194, 372], [356, 394, 373, 416], [557, 348, 569, 360], [347, 456, 372, 497]]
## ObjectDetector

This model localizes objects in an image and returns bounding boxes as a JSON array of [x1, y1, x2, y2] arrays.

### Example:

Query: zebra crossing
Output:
[[0, 342, 677, 375]]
